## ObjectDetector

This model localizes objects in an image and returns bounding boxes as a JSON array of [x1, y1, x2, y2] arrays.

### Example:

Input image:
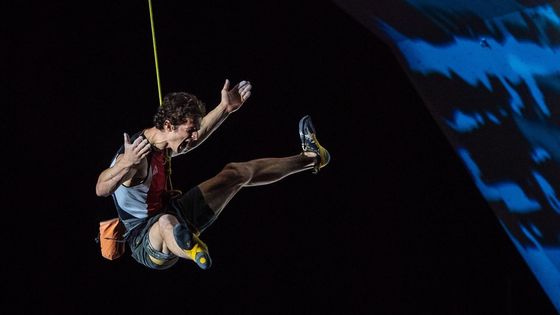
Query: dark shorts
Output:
[[167, 185, 218, 235], [128, 186, 216, 270]]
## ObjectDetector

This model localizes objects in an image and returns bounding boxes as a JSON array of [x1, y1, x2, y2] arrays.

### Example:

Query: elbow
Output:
[[95, 189, 106, 198], [95, 185, 110, 197]]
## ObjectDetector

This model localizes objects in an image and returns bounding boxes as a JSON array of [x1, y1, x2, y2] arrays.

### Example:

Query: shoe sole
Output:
[[194, 250, 212, 270], [183, 242, 212, 270], [299, 115, 315, 150]]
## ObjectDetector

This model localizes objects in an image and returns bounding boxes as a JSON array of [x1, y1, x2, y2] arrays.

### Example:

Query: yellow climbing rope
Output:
[[148, 0, 163, 106], [148, 0, 177, 191]]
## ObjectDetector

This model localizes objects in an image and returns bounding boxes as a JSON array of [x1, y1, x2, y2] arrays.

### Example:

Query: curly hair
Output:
[[153, 92, 206, 129]]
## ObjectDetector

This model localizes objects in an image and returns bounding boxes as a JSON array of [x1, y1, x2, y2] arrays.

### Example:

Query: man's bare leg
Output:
[[199, 153, 316, 216], [199, 114, 330, 217]]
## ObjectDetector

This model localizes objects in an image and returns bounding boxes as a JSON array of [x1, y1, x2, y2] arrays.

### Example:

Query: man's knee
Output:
[[157, 214, 179, 234], [220, 162, 252, 185]]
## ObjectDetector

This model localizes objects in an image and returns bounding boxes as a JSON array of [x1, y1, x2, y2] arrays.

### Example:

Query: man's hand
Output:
[[121, 133, 151, 166], [220, 79, 252, 113], [95, 133, 151, 197]]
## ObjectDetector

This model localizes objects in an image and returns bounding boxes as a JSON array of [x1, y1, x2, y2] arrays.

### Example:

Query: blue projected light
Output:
[[458, 148, 542, 213], [334, 0, 560, 311], [446, 110, 504, 132], [378, 22, 560, 116]]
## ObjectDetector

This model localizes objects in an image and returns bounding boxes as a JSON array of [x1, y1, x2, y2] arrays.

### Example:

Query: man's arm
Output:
[[174, 79, 252, 156], [96, 133, 151, 197]]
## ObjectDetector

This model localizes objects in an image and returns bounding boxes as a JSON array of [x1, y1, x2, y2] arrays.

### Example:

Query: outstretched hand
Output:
[[121, 133, 151, 166], [221, 79, 252, 113]]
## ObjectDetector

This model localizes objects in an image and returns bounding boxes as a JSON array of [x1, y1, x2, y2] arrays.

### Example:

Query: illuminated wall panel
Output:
[[334, 0, 560, 311]]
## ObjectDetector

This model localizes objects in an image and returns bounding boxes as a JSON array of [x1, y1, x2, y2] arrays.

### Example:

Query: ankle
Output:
[[302, 151, 317, 159]]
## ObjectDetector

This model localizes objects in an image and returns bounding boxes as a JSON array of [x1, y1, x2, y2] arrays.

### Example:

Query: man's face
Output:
[[170, 117, 201, 153]]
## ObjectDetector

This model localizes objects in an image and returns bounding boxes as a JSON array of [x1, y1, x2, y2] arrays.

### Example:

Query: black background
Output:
[[8, 1, 557, 314]]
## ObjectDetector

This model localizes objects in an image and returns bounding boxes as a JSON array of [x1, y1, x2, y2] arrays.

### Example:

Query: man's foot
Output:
[[173, 224, 212, 270], [299, 115, 331, 174]]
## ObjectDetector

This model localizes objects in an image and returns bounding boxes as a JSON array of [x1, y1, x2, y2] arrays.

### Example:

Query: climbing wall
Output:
[[334, 0, 560, 311]]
